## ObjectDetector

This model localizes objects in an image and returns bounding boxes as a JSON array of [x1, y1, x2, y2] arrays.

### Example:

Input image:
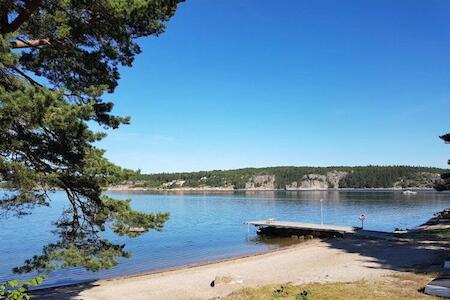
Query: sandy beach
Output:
[[36, 232, 449, 300]]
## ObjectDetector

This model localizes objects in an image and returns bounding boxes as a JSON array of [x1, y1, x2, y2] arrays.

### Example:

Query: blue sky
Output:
[[98, 0, 450, 173]]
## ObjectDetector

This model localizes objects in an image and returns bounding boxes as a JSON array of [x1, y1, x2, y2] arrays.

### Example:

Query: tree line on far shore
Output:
[[130, 165, 447, 189]]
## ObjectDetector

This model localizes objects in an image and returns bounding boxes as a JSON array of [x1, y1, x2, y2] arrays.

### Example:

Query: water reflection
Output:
[[247, 234, 306, 248]]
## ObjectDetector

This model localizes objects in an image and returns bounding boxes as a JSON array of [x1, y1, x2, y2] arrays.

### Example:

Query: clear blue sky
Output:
[[98, 0, 450, 173]]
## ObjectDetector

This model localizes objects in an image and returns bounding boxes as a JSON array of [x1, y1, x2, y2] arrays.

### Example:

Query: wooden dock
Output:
[[245, 220, 359, 237]]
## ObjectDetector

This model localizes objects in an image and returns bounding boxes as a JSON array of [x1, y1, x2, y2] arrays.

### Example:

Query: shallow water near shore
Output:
[[1, 190, 450, 288]]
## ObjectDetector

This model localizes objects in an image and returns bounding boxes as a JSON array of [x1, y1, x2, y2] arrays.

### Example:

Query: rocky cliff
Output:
[[245, 175, 276, 190], [286, 171, 349, 189]]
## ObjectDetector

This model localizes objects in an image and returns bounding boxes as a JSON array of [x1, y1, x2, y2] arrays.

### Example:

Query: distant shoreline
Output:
[[107, 186, 436, 193], [0, 187, 439, 193]]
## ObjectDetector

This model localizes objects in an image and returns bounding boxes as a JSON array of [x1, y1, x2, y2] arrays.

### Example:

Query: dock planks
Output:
[[245, 220, 358, 234]]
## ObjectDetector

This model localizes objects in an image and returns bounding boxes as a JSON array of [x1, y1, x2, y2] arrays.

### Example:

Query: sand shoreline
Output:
[[35, 230, 450, 300], [32, 242, 310, 291]]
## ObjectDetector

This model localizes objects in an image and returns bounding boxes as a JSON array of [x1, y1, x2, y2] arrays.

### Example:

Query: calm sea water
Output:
[[1, 190, 450, 288]]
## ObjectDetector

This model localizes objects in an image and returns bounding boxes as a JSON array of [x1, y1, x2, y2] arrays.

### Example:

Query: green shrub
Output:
[[0, 277, 43, 300]]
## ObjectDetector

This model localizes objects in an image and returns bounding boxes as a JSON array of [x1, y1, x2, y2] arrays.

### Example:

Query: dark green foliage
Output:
[[132, 169, 254, 189], [339, 166, 443, 188], [0, 0, 181, 276], [435, 133, 450, 191], [131, 166, 446, 190], [441, 133, 450, 143]]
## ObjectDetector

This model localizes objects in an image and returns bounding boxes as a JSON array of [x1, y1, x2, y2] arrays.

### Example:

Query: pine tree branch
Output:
[[12, 67, 43, 87], [2, 0, 43, 34], [9, 38, 52, 49], [0, 10, 9, 31]]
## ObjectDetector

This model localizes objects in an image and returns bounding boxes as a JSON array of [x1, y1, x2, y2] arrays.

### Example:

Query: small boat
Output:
[[402, 190, 417, 195]]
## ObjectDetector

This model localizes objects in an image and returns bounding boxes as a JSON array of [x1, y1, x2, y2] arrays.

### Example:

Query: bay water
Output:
[[1, 190, 449, 288]]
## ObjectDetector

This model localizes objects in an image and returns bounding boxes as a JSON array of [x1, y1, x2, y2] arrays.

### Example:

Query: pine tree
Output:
[[0, 0, 182, 274], [436, 133, 450, 191]]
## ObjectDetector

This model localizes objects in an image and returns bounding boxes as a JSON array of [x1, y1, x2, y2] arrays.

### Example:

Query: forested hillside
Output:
[[126, 166, 446, 190]]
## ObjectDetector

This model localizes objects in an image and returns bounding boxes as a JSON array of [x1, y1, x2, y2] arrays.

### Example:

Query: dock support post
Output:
[[320, 199, 324, 225]]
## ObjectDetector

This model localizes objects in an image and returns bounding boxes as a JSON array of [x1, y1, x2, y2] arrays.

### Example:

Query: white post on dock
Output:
[[359, 213, 366, 229], [320, 199, 324, 225]]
